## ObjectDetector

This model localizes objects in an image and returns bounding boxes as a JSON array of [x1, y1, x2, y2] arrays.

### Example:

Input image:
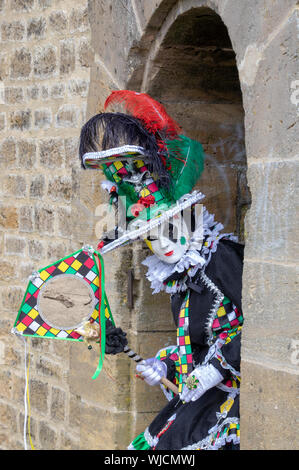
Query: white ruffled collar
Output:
[[142, 205, 237, 294]]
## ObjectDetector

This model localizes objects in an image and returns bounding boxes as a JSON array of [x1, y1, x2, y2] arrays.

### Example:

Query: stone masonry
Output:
[[0, 0, 298, 450]]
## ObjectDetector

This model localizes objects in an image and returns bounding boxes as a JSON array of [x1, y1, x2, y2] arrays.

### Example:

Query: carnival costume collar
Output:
[[142, 204, 237, 294]]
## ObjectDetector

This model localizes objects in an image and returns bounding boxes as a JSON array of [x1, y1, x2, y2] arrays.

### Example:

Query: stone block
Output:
[[133, 410, 158, 440], [39, 421, 57, 450], [0, 206, 18, 229], [28, 239, 44, 261], [50, 386, 66, 422], [0, 402, 18, 432], [10, 48, 31, 79], [30, 175, 45, 199], [34, 204, 55, 235], [11, 0, 34, 11], [64, 137, 80, 169], [240, 360, 299, 449], [242, 260, 299, 366], [69, 393, 82, 429], [56, 206, 72, 237], [240, 8, 298, 161], [77, 37, 93, 69], [89, 0, 140, 85], [1, 21, 25, 41], [35, 356, 64, 380], [56, 105, 79, 128], [0, 112, 5, 131], [4, 235, 26, 256], [39, 138, 64, 168], [27, 17, 47, 39], [4, 86, 24, 104], [17, 139, 36, 169], [0, 138, 16, 169], [1, 286, 24, 311], [49, 11, 68, 33], [78, 401, 130, 450], [19, 205, 34, 232], [9, 110, 31, 131], [69, 7, 89, 33], [26, 85, 39, 101], [0, 52, 9, 80], [59, 40, 75, 75], [59, 431, 80, 450], [0, 260, 15, 281], [245, 160, 298, 263], [33, 45, 57, 78], [46, 240, 72, 261], [41, 85, 49, 100], [0, 233, 3, 255], [47, 176, 72, 202], [34, 108, 52, 129], [50, 83, 65, 100], [4, 175, 27, 198], [29, 379, 49, 415], [68, 79, 89, 97], [38, 0, 52, 10], [19, 261, 36, 281], [69, 341, 132, 411], [221, 0, 297, 64], [0, 369, 13, 398]]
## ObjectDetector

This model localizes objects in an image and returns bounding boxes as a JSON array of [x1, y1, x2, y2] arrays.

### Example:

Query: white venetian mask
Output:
[[145, 215, 190, 264]]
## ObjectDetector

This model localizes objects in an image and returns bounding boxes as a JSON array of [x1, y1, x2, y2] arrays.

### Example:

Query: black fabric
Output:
[[164, 355, 177, 383], [138, 238, 244, 449], [148, 388, 240, 450], [210, 334, 241, 376], [105, 318, 128, 355], [205, 239, 244, 312]]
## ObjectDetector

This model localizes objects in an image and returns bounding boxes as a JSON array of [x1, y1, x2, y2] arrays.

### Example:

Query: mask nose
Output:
[[159, 236, 169, 249]]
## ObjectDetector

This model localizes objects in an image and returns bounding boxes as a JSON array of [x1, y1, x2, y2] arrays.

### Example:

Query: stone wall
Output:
[[0, 0, 298, 450], [0, 0, 92, 449]]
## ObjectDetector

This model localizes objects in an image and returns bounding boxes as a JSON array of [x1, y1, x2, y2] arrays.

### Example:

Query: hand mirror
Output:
[[13, 247, 110, 342]]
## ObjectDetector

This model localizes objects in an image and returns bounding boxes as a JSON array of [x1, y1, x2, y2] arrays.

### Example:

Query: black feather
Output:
[[79, 112, 171, 189]]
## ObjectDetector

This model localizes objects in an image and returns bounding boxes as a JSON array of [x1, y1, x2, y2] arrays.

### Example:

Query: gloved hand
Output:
[[136, 357, 167, 386], [180, 363, 224, 403]]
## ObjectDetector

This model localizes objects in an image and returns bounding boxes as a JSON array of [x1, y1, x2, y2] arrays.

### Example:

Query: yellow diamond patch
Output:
[[57, 261, 69, 272], [71, 260, 82, 271]]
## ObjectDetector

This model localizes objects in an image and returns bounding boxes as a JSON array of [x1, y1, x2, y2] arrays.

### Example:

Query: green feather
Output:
[[165, 135, 205, 200]]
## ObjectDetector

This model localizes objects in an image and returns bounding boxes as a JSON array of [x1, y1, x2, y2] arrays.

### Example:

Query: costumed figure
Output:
[[79, 90, 244, 450]]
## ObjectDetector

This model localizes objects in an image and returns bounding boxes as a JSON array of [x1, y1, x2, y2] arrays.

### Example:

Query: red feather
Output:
[[104, 90, 181, 139]]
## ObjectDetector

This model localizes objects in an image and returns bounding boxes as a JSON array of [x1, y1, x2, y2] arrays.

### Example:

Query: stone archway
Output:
[[138, 6, 250, 239], [124, 3, 250, 444]]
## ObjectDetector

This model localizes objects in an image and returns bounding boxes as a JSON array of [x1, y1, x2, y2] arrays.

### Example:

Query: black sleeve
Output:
[[210, 334, 241, 378], [163, 355, 177, 383], [206, 239, 244, 312]]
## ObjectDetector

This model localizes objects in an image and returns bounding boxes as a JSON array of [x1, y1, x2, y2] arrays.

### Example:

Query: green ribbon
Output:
[[91, 250, 106, 380]]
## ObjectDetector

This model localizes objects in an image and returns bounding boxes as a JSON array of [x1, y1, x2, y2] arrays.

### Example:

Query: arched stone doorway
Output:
[[137, 6, 250, 239], [124, 3, 250, 444]]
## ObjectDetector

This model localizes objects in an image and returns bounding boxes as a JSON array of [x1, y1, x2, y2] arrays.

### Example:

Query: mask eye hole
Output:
[[146, 236, 158, 242], [165, 222, 178, 243]]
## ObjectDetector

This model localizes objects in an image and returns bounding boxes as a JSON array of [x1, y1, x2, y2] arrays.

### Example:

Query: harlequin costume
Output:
[[79, 91, 244, 450]]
